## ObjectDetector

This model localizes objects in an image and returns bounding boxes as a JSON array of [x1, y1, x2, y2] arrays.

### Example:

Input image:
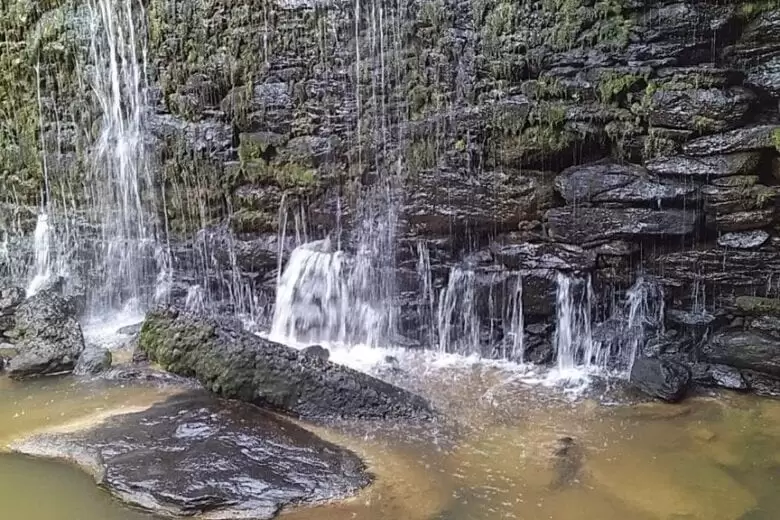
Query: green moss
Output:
[[597, 71, 644, 105], [772, 128, 780, 153], [230, 208, 276, 233], [482, 1, 518, 57], [738, 1, 780, 20], [406, 137, 438, 175], [418, 0, 451, 36]]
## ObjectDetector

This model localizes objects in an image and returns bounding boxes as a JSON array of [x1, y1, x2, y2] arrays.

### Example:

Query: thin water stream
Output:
[[0, 362, 778, 520]]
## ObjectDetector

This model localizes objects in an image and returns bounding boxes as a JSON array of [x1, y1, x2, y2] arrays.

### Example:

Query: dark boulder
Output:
[[718, 230, 770, 249], [711, 209, 776, 233], [73, 346, 112, 376], [138, 308, 434, 420], [554, 161, 695, 206], [648, 87, 754, 133], [703, 330, 780, 377], [301, 345, 330, 362], [6, 290, 85, 379], [746, 55, 780, 100], [546, 207, 698, 244], [629, 357, 691, 402], [682, 125, 780, 156], [116, 323, 143, 336], [734, 296, 780, 316], [645, 152, 760, 178], [12, 392, 371, 519]]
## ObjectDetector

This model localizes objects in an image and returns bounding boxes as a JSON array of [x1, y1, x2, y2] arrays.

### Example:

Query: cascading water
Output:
[[26, 213, 53, 297], [437, 267, 480, 356], [83, 0, 164, 311], [553, 273, 595, 376]]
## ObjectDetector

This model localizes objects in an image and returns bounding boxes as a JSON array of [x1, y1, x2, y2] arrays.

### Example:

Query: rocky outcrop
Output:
[[5, 290, 85, 379], [12, 392, 371, 519], [629, 358, 691, 403], [138, 308, 434, 420], [73, 346, 112, 376]]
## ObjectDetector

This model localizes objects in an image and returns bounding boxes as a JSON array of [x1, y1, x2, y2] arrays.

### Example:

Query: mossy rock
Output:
[[735, 297, 780, 316]]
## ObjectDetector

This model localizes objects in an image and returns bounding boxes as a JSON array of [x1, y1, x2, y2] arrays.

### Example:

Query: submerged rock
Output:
[[138, 308, 434, 420], [550, 436, 583, 490], [6, 290, 85, 379], [629, 357, 691, 403], [73, 346, 112, 376], [12, 392, 371, 519]]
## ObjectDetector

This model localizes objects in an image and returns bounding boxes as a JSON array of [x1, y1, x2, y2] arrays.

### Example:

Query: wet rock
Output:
[[682, 125, 780, 156], [718, 231, 770, 249], [747, 55, 780, 100], [667, 310, 715, 328], [648, 87, 754, 133], [629, 357, 691, 403], [73, 346, 112, 376], [491, 241, 595, 273], [655, 66, 744, 89], [554, 161, 695, 205], [691, 363, 748, 391], [741, 370, 780, 397], [712, 210, 776, 233], [703, 330, 780, 377], [0, 286, 24, 334], [748, 315, 780, 337], [138, 308, 434, 420], [645, 152, 760, 179], [711, 175, 759, 188], [546, 207, 698, 244], [12, 392, 370, 519], [654, 249, 780, 296], [6, 290, 85, 379], [116, 323, 143, 336], [404, 169, 554, 236], [702, 184, 780, 215], [301, 345, 330, 362]]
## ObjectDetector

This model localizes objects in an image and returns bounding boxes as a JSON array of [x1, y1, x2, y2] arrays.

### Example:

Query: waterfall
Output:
[[269, 239, 393, 346], [84, 0, 163, 311], [26, 213, 53, 297], [621, 277, 665, 375], [437, 267, 480, 356], [553, 273, 595, 374], [506, 276, 524, 362]]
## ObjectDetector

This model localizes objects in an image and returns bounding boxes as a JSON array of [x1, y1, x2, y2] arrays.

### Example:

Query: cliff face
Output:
[[2, 1, 780, 393]]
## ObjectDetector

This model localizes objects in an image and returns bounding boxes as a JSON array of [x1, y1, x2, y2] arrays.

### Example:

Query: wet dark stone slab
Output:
[[629, 357, 691, 403], [682, 125, 780, 156], [554, 160, 695, 205], [491, 241, 596, 273], [645, 152, 760, 178], [703, 330, 780, 377], [138, 308, 434, 420], [717, 230, 770, 249], [546, 207, 698, 244], [648, 87, 755, 133], [12, 392, 371, 519], [691, 363, 748, 391]]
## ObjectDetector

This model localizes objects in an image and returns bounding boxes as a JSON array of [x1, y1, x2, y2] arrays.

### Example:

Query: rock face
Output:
[[629, 358, 691, 403], [2, 0, 780, 397], [6, 290, 85, 379], [12, 392, 371, 519], [138, 308, 434, 420]]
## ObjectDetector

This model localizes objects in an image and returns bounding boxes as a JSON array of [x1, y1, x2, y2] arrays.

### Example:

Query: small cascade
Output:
[[269, 239, 394, 347], [505, 276, 524, 362], [437, 267, 480, 356], [415, 242, 436, 347], [26, 213, 53, 297], [553, 273, 595, 374], [621, 277, 665, 375], [184, 285, 206, 313]]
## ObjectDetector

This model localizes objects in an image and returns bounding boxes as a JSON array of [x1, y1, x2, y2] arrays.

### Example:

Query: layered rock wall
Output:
[[2, 0, 780, 393]]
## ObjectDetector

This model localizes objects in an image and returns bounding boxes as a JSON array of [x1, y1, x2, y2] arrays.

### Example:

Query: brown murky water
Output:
[[0, 365, 779, 520]]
